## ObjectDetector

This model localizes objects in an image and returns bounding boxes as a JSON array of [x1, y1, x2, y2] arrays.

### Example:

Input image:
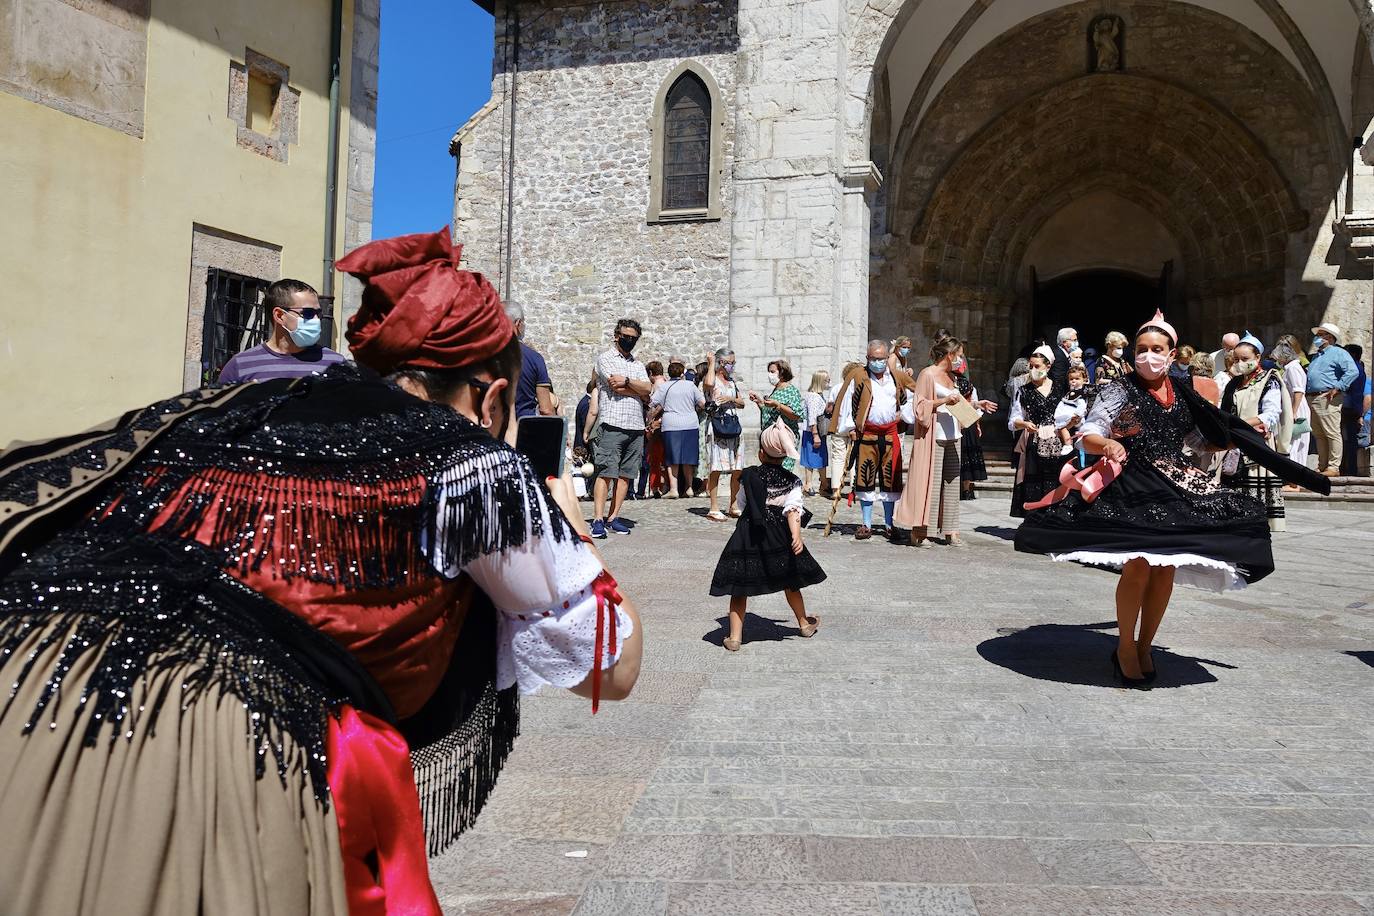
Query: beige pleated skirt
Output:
[[0, 619, 348, 916], [925, 439, 962, 536]]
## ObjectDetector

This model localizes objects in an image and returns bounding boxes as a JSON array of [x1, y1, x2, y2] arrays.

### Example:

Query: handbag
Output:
[[710, 409, 742, 439], [1290, 417, 1311, 439]]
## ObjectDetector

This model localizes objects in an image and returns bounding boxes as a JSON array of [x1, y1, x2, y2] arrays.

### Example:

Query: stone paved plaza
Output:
[[433, 496, 1374, 915]]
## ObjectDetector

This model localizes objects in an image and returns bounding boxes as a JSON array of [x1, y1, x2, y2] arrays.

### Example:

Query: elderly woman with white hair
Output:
[[1096, 331, 1132, 385]]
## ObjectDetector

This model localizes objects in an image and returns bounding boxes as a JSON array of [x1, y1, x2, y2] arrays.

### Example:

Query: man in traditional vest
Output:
[[835, 339, 908, 541]]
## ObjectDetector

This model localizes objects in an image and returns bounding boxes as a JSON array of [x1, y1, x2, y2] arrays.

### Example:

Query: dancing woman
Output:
[[1015, 312, 1327, 686]]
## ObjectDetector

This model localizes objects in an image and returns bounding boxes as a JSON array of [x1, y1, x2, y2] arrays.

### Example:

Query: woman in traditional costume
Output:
[[0, 228, 642, 914], [894, 335, 997, 547], [1219, 339, 1292, 532], [1007, 351, 1066, 518], [1015, 312, 1325, 686]]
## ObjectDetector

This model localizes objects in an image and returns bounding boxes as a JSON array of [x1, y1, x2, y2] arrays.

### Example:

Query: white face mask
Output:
[[767, 371, 780, 385], [1230, 359, 1258, 377], [1110, 348, 1123, 359], [1029, 367, 1048, 382]]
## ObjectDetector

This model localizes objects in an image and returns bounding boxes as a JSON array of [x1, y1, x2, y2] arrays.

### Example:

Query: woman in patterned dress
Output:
[[752, 358, 804, 472], [1095, 330, 1132, 386]]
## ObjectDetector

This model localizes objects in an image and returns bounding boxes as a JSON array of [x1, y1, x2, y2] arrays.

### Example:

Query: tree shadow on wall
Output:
[[977, 621, 1236, 688]]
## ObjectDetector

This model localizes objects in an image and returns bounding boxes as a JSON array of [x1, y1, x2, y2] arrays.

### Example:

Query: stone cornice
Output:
[[842, 161, 883, 193], [1334, 212, 1374, 260]]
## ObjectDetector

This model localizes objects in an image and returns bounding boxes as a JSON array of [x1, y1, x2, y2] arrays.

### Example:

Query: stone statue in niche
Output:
[[1090, 15, 1123, 72]]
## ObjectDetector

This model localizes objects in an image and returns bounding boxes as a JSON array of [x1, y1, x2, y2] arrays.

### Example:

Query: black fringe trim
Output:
[[411, 682, 520, 856]]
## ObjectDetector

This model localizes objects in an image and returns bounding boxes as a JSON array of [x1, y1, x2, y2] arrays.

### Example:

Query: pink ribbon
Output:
[[1022, 456, 1124, 512]]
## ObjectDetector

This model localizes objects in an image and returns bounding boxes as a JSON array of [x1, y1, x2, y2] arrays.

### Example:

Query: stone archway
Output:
[[905, 73, 1306, 375], [846, 0, 1359, 411]]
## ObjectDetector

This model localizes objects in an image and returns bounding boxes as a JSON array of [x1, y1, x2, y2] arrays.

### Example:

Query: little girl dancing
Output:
[[709, 421, 828, 651]]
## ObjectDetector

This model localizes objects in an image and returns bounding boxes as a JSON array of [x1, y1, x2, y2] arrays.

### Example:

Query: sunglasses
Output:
[[283, 307, 321, 321]]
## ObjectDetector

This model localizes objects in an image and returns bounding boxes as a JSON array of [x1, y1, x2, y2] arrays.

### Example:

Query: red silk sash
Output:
[[327, 706, 442, 916]]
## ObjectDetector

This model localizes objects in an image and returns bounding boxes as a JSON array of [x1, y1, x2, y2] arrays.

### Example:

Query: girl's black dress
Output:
[[1015, 373, 1328, 591], [710, 464, 827, 597], [1010, 381, 1065, 518]]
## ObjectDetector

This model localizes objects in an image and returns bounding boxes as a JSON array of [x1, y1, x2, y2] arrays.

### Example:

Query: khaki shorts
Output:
[[595, 424, 645, 480]]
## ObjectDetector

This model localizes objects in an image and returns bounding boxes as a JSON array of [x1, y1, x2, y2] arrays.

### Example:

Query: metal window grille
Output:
[[200, 269, 334, 385], [662, 73, 711, 212]]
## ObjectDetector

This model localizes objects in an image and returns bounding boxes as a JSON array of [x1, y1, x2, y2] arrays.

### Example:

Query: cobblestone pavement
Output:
[[432, 494, 1374, 915]]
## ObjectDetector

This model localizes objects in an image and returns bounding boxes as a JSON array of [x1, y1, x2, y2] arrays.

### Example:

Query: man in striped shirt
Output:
[[217, 279, 345, 383]]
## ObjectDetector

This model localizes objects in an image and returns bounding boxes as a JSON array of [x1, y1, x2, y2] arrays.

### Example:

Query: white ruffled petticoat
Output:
[[1050, 550, 1244, 593]]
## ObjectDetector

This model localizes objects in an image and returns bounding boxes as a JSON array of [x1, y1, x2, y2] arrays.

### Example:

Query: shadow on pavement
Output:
[[1345, 650, 1374, 669], [974, 525, 1019, 541], [702, 614, 808, 647], [976, 621, 1236, 688]]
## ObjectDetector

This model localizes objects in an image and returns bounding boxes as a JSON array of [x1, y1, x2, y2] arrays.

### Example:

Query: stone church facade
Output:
[[452, 0, 1374, 414]]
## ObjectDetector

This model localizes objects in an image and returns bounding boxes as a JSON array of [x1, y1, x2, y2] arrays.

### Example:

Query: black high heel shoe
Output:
[[1110, 649, 1150, 689]]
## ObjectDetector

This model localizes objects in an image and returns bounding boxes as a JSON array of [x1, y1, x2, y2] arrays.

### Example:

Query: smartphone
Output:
[[516, 416, 568, 481]]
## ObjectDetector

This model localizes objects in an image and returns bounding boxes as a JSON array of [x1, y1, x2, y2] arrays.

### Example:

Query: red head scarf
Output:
[[338, 227, 513, 375]]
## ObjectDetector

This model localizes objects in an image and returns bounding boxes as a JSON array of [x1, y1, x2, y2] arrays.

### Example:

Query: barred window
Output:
[[662, 73, 711, 212]]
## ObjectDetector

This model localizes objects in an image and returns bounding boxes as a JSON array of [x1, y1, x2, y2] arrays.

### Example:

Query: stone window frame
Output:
[[647, 61, 725, 224], [227, 48, 301, 163]]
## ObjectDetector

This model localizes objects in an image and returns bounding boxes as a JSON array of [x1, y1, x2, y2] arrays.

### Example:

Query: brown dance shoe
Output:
[[854, 525, 872, 540], [723, 637, 742, 652]]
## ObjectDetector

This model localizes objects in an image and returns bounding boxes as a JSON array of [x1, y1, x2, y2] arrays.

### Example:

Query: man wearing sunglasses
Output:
[[217, 278, 345, 383]]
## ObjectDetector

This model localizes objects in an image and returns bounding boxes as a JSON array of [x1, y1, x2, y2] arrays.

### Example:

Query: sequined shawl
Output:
[[0, 364, 570, 852]]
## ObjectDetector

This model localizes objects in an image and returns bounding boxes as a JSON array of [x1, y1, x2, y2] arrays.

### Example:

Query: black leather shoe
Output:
[[1110, 649, 1150, 689]]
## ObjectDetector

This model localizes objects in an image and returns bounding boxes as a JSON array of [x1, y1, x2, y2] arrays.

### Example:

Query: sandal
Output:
[[706, 510, 728, 522], [798, 615, 820, 638], [723, 637, 742, 652]]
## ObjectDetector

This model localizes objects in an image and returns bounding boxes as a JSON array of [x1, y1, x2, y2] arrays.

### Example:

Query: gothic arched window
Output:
[[662, 74, 711, 212], [648, 63, 723, 223]]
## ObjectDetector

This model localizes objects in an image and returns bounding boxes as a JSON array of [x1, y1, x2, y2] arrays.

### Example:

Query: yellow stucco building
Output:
[[0, 0, 379, 444]]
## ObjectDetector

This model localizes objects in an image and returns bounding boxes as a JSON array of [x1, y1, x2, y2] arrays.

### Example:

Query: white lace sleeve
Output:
[[424, 452, 633, 695], [1007, 391, 1024, 431], [1080, 381, 1129, 439], [781, 481, 804, 516]]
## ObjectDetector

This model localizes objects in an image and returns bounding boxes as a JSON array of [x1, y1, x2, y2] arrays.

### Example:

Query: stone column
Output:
[[728, 0, 848, 413], [838, 161, 881, 364]]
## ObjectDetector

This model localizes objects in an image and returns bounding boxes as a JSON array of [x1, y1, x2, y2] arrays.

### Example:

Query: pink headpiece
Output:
[[1138, 309, 1177, 346]]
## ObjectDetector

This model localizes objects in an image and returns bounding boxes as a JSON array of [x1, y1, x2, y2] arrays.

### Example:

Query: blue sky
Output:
[[371, 2, 495, 238]]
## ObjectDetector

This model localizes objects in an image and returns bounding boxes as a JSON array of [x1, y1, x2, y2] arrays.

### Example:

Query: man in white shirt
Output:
[[1211, 332, 1241, 389], [584, 319, 652, 538], [836, 340, 904, 540]]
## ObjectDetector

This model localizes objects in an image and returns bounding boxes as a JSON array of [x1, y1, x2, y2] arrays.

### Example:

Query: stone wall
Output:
[[454, 0, 740, 403]]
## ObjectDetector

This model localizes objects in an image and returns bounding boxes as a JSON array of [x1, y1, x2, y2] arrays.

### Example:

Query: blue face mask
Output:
[[898, 347, 910, 358], [868, 358, 887, 375], [289, 316, 322, 348], [1312, 335, 1327, 350]]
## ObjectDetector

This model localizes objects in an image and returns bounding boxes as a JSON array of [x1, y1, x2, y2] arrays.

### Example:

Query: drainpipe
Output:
[[322, 0, 345, 329]]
